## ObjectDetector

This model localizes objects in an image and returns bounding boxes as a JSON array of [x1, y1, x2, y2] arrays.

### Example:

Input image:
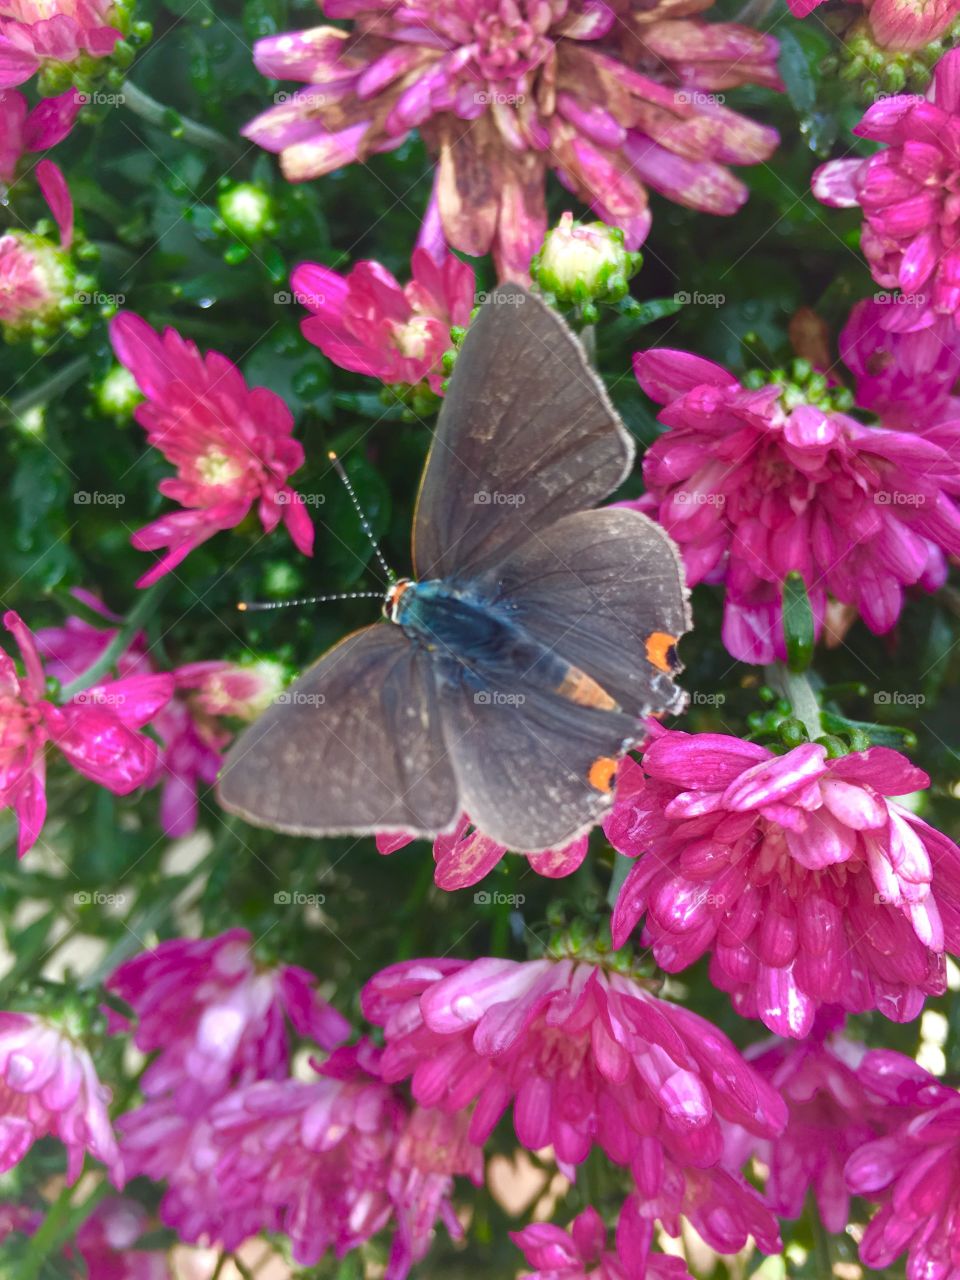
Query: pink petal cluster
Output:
[[814, 51, 960, 329], [293, 248, 474, 393], [0, 86, 80, 183], [362, 955, 784, 1257], [106, 928, 350, 1109], [844, 1047, 960, 1275], [242, 0, 780, 278], [0, 0, 121, 88], [724, 1008, 887, 1231], [109, 313, 314, 587], [513, 1203, 692, 1280], [0, 610, 171, 857], [119, 1042, 482, 1277], [73, 1197, 170, 1280], [0, 1011, 122, 1183], [377, 814, 588, 890], [788, 0, 957, 51], [606, 727, 960, 1038], [631, 347, 960, 663]]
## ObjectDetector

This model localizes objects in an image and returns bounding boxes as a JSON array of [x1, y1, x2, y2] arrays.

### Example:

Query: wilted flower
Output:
[[814, 50, 960, 329], [109, 312, 314, 587], [0, 1011, 122, 1183], [292, 247, 474, 395], [243, 0, 780, 277], [606, 728, 960, 1038], [631, 347, 960, 663], [377, 814, 588, 890], [513, 1203, 692, 1279], [788, 0, 958, 52], [363, 955, 784, 1257], [0, 610, 171, 857], [844, 1047, 960, 1275], [531, 211, 641, 309], [0, 1, 122, 88], [840, 295, 960, 433], [725, 1008, 887, 1231], [107, 928, 350, 1110]]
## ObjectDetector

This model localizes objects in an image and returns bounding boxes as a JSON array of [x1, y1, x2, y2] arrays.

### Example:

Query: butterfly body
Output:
[[218, 288, 691, 853]]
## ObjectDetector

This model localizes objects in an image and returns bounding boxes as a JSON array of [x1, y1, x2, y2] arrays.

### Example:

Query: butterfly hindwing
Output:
[[217, 624, 459, 837]]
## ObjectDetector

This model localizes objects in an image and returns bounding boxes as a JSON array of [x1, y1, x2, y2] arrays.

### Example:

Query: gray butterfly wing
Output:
[[217, 624, 459, 838], [413, 287, 633, 581], [477, 506, 691, 720]]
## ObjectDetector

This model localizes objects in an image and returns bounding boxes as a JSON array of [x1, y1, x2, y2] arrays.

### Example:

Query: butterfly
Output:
[[218, 287, 690, 853]]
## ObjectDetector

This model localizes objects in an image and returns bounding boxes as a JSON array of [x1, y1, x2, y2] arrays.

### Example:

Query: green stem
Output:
[[14, 1178, 109, 1280], [120, 80, 243, 160], [766, 663, 823, 743], [60, 579, 170, 700], [607, 851, 632, 909], [0, 357, 89, 426]]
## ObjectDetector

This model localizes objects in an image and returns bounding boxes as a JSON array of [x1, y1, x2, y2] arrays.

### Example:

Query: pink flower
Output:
[[293, 248, 474, 394], [0, 86, 80, 183], [0, 610, 171, 857], [109, 313, 314, 587], [362, 955, 784, 1257], [119, 1043, 482, 1278], [513, 1203, 692, 1279], [0, 1011, 122, 1184], [725, 1008, 887, 1231], [788, 0, 957, 51], [632, 348, 960, 663], [0, 1, 121, 88], [606, 728, 960, 1038], [74, 1198, 170, 1280], [171, 659, 285, 721], [107, 928, 350, 1110], [376, 814, 589, 890], [840, 296, 960, 430], [844, 1048, 960, 1275], [242, 0, 779, 278], [814, 51, 960, 329]]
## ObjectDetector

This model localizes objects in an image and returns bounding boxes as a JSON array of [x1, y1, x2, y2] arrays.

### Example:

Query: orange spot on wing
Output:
[[588, 756, 618, 793], [646, 631, 678, 673], [555, 666, 618, 711]]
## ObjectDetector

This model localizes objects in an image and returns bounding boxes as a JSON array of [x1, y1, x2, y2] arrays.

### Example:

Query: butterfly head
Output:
[[383, 578, 414, 623]]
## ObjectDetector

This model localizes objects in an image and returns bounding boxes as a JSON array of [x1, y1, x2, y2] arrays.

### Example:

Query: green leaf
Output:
[[782, 572, 815, 674]]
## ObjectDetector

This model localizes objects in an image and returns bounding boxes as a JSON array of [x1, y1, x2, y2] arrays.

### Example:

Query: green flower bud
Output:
[[531, 212, 642, 307]]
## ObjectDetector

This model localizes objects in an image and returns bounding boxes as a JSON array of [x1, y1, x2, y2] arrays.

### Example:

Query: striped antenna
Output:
[[237, 591, 384, 613], [327, 449, 395, 583]]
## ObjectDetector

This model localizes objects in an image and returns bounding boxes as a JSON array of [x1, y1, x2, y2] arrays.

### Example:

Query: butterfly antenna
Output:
[[237, 591, 385, 613], [327, 449, 396, 583]]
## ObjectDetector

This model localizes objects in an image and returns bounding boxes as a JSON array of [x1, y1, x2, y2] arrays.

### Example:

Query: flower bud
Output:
[[0, 232, 74, 340], [531, 212, 642, 307], [95, 364, 142, 418], [217, 182, 274, 239]]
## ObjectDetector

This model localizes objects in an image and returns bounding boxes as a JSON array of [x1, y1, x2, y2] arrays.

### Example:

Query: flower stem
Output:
[[14, 1177, 109, 1280], [120, 80, 243, 161], [766, 663, 823, 742], [59, 579, 170, 701], [0, 357, 89, 426], [607, 851, 632, 909]]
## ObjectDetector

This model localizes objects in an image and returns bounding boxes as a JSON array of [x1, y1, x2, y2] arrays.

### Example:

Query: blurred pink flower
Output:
[[109, 313, 314, 587], [606, 728, 960, 1038], [0, 610, 171, 857], [292, 248, 474, 394], [242, 0, 779, 278], [513, 1202, 692, 1279], [376, 813, 589, 889], [74, 1197, 169, 1280], [0, 150, 74, 335], [0, 1011, 122, 1184], [631, 347, 960, 664], [0, 1, 121, 87], [0, 86, 80, 183], [844, 1047, 960, 1275], [107, 928, 350, 1110], [362, 954, 784, 1257], [725, 1008, 887, 1231], [120, 1042, 481, 1278], [788, 0, 957, 51], [840, 296, 960, 430], [814, 51, 960, 329]]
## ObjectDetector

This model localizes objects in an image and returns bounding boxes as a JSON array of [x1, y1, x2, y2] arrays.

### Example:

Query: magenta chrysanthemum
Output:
[[242, 0, 780, 277], [0, 610, 171, 857], [292, 247, 474, 393], [606, 728, 960, 1038], [362, 955, 784, 1257], [109, 313, 315, 587], [107, 928, 350, 1110], [814, 51, 960, 330], [0, 0, 121, 88], [0, 1011, 122, 1184], [512, 1202, 692, 1280], [631, 347, 960, 663]]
